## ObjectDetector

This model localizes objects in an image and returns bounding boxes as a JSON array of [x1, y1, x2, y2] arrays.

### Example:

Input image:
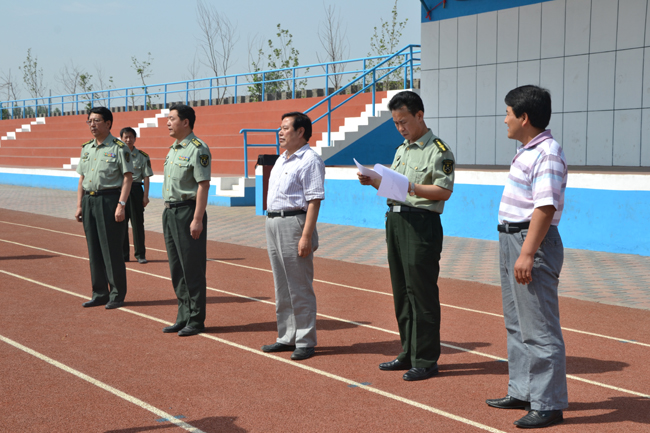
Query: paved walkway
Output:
[[1, 184, 649, 310]]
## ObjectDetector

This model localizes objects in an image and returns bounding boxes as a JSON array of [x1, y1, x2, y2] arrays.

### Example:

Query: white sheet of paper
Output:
[[374, 164, 408, 202], [353, 158, 382, 180]]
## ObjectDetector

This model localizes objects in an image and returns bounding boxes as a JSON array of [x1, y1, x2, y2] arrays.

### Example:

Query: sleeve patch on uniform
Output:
[[124, 152, 130, 163], [113, 138, 125, 147], [192, 138, 203, 147], [442, 159, 454, 175], [434, 138, 447, 152], [200, 154, 210, 167], [147, 159, 151, 167]]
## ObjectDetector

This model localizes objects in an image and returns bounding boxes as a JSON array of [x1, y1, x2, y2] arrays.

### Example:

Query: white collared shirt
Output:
[[267, 144, 325, 211], [498, 130, 568, 226]]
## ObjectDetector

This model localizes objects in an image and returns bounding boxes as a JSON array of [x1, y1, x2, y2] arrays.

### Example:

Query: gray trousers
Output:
[[265, 214, 318, 348], [499, 225, 568, 411]]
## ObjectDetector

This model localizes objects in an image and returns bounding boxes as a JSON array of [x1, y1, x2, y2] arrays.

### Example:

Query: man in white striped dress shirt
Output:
[[261, 112, 325, 361], [486, 85, 568, 429]]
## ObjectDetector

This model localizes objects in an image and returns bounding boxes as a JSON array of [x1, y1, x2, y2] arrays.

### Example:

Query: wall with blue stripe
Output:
[[0, 171, 249, 207], [3, 169, 648, 257], [421, 0, 552, 22], [256, 170, 650, 257]]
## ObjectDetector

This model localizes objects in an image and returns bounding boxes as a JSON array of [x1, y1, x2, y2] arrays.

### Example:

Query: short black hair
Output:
[[281, 111, 312, 141], [504, 85, 552, 130], [120, 127, 136, 139], [169, 104, 196, 129], [387, 91, 424, 116], [88, 107, 113, 127]]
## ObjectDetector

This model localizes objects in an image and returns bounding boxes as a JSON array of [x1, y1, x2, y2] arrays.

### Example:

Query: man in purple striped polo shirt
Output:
[[486, 86, 568, 429]]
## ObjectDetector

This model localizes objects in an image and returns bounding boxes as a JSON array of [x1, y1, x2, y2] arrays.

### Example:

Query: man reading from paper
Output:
[[357, 91, 455, 381]]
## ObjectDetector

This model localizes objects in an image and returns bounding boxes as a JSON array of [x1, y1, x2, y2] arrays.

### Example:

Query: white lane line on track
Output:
[[0, 270, 506, 433], [0, 331, 205, 433], [2, 243, 650, 401], [1, 224, 647, 349]]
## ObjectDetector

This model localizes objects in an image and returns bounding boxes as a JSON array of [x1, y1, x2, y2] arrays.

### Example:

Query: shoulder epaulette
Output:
[[434, 138, 447, 152], [81, 139, 93, 147], [396, 142, 406, 150], [113, 138, 125, 147], [192, 138, 203, 148], [139, 150, 149, 157]]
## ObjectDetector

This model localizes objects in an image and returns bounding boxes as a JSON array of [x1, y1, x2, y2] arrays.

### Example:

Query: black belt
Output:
[[164, 200, 195, 209], [84, 188, 121, 196], [497, 221, 530, 233], [132, 182, 144, 186], [267, 209, 306, 218], [388, 205, 431, 213]]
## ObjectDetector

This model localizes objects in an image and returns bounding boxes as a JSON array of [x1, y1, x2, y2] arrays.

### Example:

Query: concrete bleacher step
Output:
[[314, 89, 403, 161], [1, 117, 46, 141], [62, 109, 170, 169]]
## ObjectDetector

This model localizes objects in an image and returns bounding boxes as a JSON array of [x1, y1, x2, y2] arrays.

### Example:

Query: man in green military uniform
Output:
[[161, 104, 211, 337], [75, 107, 134, 310], [358, 91, 455, 381], [120, 127, 154, 264]]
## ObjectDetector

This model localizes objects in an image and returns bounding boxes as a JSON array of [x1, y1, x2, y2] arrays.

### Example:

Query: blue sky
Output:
[[1, 0, 421, 100]]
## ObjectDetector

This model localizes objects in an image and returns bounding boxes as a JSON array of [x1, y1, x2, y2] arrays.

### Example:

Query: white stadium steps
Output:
[[1, 117, 46, 141], [62, 109, 169, 169], [313, 89, 405, 161]]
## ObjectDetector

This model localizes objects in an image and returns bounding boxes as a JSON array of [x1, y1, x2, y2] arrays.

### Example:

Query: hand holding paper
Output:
[[354, 158, 408, 202]]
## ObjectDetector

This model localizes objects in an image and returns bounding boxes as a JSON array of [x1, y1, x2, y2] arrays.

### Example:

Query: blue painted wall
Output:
[[324, 119, 403, 166], [6, 171, 649, 257], [421, 0, 552, 22], [0, 172, 252, 207], [318, 179, 650, 257]]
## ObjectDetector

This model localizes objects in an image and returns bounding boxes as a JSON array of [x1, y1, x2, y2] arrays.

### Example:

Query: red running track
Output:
[[0, 209, 649, 432]]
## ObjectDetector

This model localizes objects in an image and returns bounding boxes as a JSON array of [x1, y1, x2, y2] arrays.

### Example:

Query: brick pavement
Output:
[[1, 184, 649, 310]]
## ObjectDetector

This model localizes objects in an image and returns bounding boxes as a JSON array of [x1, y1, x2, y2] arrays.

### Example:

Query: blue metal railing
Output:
[[239, 44, 420, 177], [0, 46, 419, 121]]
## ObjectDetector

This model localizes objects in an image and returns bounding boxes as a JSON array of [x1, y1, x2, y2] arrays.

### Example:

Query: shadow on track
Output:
[[125, 296, 271, 307], [0, 254, 56, 260], [565, 396, 650, 426], [104, 415, 247, 432]]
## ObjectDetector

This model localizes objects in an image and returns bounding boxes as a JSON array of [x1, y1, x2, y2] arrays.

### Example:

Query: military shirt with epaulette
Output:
[[129, 147, 154, 182], [76, 134, 134, 191], [387, 129, 455, 214], [163, 132, 212, 202]]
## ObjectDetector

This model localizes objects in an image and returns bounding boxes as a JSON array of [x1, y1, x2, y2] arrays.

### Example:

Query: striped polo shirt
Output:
[[498, 130, 568, 226], [267, 144, 325, 212]]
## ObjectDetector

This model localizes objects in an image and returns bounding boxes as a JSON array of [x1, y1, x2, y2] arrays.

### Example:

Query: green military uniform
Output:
[[76, 134, 133, 303], [385, 129, 455, 368], [122, 147, 154, 261], [162, 132, 212, 329]]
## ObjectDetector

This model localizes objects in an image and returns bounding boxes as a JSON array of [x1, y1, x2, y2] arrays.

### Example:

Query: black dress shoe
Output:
[[261, 342, 296, 353], [403, 365, 439, 381], [291, 347, 315, 360], [514, 410, 563, 429], [379, 358, 412, 371], [82, 298, 108, 308], [163, 323, 185, 333], [178, 326, 204, 337], [105, 301, 124, 310], [486, 395, 531, 410]]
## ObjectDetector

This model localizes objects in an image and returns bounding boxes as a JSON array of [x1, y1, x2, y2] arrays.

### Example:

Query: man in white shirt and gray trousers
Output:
[[261, 111, 325, 361]]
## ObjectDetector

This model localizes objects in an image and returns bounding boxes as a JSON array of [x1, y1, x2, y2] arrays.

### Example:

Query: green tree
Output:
[[78, 73, 94, 111], [367, 0, 408, 90], [131, 53, 155, 109], [248, 24, 308, 102], [20, 48, 46, 99]]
